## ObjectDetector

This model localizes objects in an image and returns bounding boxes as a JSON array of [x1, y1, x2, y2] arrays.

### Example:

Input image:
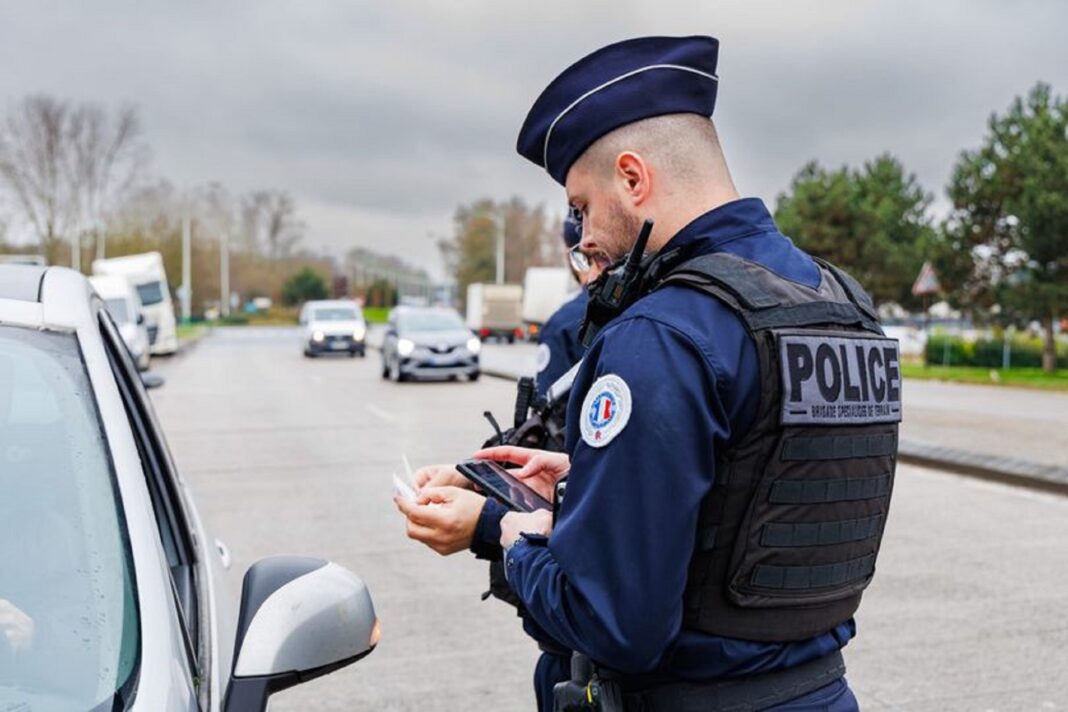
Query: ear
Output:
[[614, 152, 652, 207]]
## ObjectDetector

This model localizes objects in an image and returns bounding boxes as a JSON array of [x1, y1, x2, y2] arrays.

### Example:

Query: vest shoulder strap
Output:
[[658, 252, 882, 334]]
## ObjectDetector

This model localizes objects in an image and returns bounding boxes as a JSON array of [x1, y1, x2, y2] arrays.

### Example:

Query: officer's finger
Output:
[[394, 495, 420, 518], [394, 495, 440, 526], [472, 445, 539, 465], [413, 464, 453, 488], [416, 486, 455, 505], [405, 520, 440, 546]]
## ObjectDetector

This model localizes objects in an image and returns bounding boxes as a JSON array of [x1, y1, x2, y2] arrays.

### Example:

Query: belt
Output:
[[622, 650, 846, 712]]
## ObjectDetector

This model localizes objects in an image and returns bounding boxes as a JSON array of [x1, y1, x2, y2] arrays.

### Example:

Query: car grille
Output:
[[427, 344, 457, 354], [147, 325, 159, 344]]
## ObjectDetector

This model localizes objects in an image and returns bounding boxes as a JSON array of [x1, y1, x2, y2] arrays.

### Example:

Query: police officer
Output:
[[399, 35, 900, 712], [533, 214, 608, 398]]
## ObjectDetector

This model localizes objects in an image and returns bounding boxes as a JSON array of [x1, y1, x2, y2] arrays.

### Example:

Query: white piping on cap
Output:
[[541, 64, 719, 172]]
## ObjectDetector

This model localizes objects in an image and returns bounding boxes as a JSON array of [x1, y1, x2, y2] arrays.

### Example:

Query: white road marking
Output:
[[365, 403, 398, 424]]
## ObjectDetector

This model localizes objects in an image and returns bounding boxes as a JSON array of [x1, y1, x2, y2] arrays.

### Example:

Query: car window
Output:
[[99, 311, 200, 668], [0, 324, 139, 710], [398, 310, 466, 332], [312, 307, 359, 322], [135, 281, 164, 306]]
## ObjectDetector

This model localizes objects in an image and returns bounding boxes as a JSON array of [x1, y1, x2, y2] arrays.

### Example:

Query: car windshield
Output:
[[135, 281, 163, 306], [398, 310, 466, 332], [0, 325, 139, 710], [313, 307, 359, 322], [104, 298, 130, 324]]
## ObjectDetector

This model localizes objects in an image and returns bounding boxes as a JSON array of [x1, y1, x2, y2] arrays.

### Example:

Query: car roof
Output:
[[0, 265, 98, 331], [306, 299, 359, 308]]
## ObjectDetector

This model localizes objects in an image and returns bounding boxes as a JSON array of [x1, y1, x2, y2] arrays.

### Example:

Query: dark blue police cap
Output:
[[562, 212, 581, 248], [517, 36, 719, 186]]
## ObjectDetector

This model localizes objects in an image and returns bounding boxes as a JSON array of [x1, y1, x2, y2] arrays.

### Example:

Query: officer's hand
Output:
[[473, 445, 570, 502], [500, 509, 554, 550], [394, 486, 485, 556], [412, 463, 471, 491], [0, 598, 34, 652]]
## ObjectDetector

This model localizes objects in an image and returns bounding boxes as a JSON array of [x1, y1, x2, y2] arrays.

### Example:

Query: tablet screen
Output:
[[459, 460, 552, 512]]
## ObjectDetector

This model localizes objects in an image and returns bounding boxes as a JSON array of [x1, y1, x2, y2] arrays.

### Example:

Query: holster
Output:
[[553, 654, 624, 712]]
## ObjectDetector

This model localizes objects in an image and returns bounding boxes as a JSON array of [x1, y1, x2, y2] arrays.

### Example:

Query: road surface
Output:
[[149, 327, 1068, 710]]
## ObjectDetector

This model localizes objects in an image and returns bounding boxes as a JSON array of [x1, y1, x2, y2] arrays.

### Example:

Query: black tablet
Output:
[[457, 459, 552, 513]]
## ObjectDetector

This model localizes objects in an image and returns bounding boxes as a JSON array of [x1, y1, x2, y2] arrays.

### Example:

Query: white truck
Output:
[[466, 283, 523, 342], [93, 252, 179, 355], [521, 267, 577, 341]]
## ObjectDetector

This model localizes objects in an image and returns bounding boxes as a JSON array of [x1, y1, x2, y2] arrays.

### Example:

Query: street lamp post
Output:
[[180, 209, 192, 324], [495, 210, 505, 285], [220, 229, 230, 318]]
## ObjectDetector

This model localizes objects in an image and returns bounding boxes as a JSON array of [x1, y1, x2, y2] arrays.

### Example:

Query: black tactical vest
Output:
[[656, 252, 900, 643]]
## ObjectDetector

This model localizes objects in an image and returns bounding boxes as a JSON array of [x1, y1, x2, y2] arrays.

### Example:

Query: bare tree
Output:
[[0, 95, 147, 268], [239, 190, 303, 260]]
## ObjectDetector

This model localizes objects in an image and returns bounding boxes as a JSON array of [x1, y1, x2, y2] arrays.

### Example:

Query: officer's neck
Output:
[[647, 183, 741, 253]]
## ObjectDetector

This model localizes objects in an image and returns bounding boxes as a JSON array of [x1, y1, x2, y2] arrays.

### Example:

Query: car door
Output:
[[98, 309, 209, 706]]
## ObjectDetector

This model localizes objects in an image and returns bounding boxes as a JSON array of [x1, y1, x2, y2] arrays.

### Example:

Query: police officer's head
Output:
[[517, 37, 738, 263]]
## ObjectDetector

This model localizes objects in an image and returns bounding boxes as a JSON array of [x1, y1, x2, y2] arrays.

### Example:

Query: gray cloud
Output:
[[0, 0, 1065, 277]]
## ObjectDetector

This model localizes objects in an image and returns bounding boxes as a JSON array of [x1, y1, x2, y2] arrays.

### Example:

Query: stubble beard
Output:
[[603, 196, 644, 263]]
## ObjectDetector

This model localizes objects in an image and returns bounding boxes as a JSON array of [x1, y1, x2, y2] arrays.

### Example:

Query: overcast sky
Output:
[[1, 0, 1065, 279]]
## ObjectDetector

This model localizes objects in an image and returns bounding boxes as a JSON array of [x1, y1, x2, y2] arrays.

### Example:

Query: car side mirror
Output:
[[141, 372, 165, 389], [224, 557, 378, 712], [137, 313, 145, 325]]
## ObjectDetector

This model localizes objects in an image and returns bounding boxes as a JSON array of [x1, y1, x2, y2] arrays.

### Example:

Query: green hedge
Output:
[[925, 335, 1068, 368]]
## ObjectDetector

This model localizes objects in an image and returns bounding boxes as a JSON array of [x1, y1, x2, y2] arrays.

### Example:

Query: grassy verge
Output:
[[363, 306, 390, 323], [902, 364, 1068, 391], [176, 322, 209, 343]]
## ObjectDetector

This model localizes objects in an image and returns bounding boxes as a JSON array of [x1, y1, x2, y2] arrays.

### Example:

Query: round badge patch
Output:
[[580, 374, 632, 448], [535, 343, 552, 373]]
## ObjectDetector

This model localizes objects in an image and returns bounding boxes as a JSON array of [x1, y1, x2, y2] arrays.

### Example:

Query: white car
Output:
[[90, 274, 152, 371], [299, 299, 367, 358], [0, 265, 379, 712]]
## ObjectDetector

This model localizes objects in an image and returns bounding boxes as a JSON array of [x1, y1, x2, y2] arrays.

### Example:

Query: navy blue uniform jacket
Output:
[[499, 198, 855, 683]]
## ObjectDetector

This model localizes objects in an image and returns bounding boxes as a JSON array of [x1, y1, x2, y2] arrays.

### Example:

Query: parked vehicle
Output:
[[90, 274, 152, 370], [93, 252, 178, 355], [0, 265, 379, 712], [465, 283, 522, 342], [299, 299, 367, 357], [521, 267, 576, 341], [381, 306, 480, 382]]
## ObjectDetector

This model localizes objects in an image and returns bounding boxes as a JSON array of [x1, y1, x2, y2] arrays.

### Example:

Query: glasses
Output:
[[568, 244, 611, 274]]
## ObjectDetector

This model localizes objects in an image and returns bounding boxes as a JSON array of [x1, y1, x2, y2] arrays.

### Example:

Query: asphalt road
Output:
[[150, 327, 1068, 711]]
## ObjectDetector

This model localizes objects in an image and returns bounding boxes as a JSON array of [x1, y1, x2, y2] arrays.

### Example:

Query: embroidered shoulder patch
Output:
[[535, 343, 552, 373], [580, 374, 632, 448]]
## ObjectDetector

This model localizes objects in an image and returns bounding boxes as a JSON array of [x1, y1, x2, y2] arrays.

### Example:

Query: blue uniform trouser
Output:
[[532, 652, 858, 711], [535, 652, 571, 712]]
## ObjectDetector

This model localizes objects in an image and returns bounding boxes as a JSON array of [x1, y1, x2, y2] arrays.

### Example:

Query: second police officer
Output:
[[399, 35, 901, 711], [533, 214, 608, 398]]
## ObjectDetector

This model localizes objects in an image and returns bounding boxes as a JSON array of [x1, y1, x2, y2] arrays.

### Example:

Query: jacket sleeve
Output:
[[505, 315, 733, 673]]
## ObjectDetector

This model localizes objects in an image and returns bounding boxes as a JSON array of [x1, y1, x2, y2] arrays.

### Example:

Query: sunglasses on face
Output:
[[568, 243, 612, 273]]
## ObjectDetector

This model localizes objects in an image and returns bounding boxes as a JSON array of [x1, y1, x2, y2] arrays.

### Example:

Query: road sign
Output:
[[912, 261, 941, 296]]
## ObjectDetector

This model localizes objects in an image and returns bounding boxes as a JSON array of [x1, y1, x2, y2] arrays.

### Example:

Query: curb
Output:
[[482, 368, 1068, 497], [896, 441, 1068, 496]]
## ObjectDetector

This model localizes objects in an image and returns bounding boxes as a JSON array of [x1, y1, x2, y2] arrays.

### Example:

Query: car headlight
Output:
[[312, 330, 325, 342], [466, 337, 481, 354], [353, 324, 366, 341], [397, 338, 415, 357]]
